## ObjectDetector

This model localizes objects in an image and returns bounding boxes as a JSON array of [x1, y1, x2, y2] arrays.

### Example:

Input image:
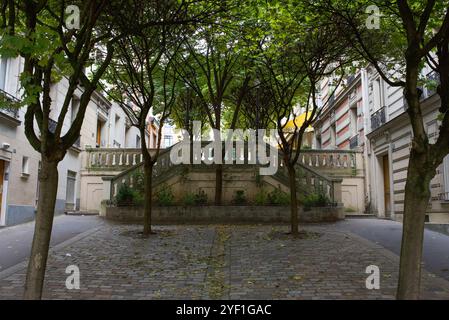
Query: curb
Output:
[[0, 226, 103, 281]]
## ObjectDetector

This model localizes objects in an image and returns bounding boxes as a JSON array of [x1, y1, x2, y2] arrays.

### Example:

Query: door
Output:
[[96, 120, 102, 147], [65, 171, 76, 211], [382, 155, 391, 217], [0, 160, 4, 216]]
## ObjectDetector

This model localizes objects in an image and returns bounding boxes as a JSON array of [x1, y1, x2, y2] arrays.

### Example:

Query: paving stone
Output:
[[0, 223, 448, 299]]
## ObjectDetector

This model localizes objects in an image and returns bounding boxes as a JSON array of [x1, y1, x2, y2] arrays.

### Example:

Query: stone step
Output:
[[344, 213, 376, 219], [65, 211, 99, 216]]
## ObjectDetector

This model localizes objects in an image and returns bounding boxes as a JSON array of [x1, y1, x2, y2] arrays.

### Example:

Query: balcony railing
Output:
[[370, 106, 386, 131], [0, 88, 20, 119], [48, 118, 81, 149], [426, 72, 440, 97], [439, 192, 449, 202], [349, 134, 358, 149]]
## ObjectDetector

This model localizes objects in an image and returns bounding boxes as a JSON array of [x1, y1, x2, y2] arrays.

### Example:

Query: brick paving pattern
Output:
[[1, 222, 448, 299]]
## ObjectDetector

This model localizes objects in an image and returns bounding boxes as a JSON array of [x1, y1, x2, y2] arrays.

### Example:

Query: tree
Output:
[[173, 15, 250, 204], [103, 1, 187, 237], [251, 1, 348, 235], [171, 86, 209, 140], [311, 0, 449, 299], [0, 0, 119, 299], [104, 0, 227, 235]]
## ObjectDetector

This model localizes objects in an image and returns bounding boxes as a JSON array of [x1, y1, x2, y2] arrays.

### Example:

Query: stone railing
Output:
[[85, 147, 158, 171], [276, 157, 342, 204], [109, 147, 173, 197], [299, 149, 360, 170]]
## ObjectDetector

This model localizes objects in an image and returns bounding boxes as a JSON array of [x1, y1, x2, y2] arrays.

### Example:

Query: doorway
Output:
[[382, 154, 391, 218], [0, 159, 7, 225], [65, 170, 77, 211]]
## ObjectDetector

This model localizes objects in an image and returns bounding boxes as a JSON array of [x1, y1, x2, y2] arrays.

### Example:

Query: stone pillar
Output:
[[332, 178, 343, 205], [100, 176, 114, 217]]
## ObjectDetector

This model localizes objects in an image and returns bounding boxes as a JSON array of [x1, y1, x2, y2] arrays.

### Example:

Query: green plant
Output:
[[232, 190, 247, 205], [131, 171, 145, 194], [267, 187, 290, 205], [303, 192, 331, 211], [254, 189, 268, 205], [115, 183, 143, 206], [182, 192, 196, 206], [155, 184, 174, 206], [194, 189, 208, 205]]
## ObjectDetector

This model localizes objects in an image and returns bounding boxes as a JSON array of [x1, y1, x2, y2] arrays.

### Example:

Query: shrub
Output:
[[254, 189, 268, 205], [115, 183, 142, 206], [194, 189, 208, 205], [267, 187, 290, 205], [182, 192, 196, 206], [303, 192, 331, 211], [155, 184, 174, 206], [131, 171, 145, 194], [232, 190, 247, 205]]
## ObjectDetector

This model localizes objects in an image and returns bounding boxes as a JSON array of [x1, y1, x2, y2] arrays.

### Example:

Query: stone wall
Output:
[[105, 205, 345, 224]]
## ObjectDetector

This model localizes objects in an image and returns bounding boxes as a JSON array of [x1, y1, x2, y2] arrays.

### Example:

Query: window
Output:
[[96, 119, 103, 147], [330, 124, 337, 149], [22, 156, 30, 176], [136, 135, 141, 148], [164, 135, 173, 148], [71, 96, 80, 124], [372, 78, 383, 112], [350, 107, 358, 137], [0, 57, 8, 91], [35, 161, 41, 207]]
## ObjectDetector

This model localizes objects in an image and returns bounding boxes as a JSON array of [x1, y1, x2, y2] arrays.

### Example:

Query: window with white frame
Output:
[[22, 156, 30, 176], [164, 135, 173, 148], [0, 57, 8, 91]]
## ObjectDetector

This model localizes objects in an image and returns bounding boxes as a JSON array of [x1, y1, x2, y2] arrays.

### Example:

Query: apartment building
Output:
[[0, 55, 147, 226], [312, 71, 368, 213], [364, 66, 449, 223], [312, 64, 449, 222]]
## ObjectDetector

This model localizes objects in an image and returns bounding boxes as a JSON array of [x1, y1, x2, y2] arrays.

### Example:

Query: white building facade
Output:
[[0, 56, 145, 226]]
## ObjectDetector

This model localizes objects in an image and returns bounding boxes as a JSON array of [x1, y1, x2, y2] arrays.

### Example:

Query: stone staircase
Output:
[[104, 142, 343, 205]]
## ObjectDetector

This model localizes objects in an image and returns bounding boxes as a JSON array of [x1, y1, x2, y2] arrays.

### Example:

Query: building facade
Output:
[[0, 56, 148, 226], [313, 65, 449, 223], [364, 66, 449, 223], [312, 71, 368, 213]]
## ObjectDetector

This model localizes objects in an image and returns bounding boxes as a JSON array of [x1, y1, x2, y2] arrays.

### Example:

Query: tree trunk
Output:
[[397, 151, 434, 300], [215, 164, 223, 205], [287, 165, 299, 235], [23, 158, 59, 300], [143, 161, 154, 237]]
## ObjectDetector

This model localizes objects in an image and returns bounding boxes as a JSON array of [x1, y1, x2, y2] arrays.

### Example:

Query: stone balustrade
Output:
[[299, 149, 363, 172], [85, 147, 157, 171]]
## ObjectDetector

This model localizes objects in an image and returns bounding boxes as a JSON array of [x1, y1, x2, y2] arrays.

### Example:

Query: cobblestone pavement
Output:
[[1, 222, 449, 300]]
